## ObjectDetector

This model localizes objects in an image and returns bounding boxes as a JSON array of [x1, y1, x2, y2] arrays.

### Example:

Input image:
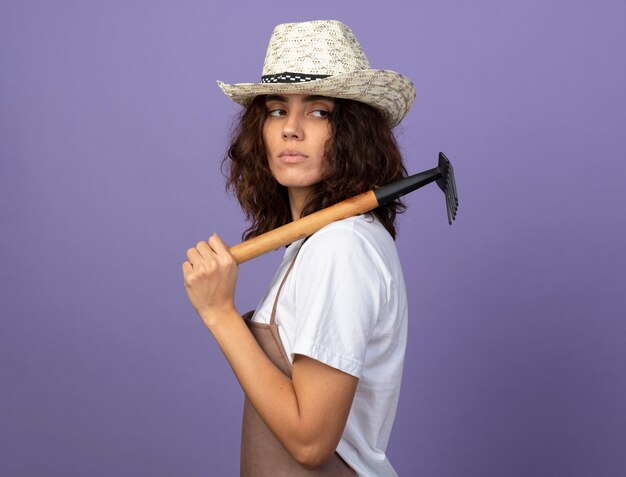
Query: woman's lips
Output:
[[279, 151, 308, 164]]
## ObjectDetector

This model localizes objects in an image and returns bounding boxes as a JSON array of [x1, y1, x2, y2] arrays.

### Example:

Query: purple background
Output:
[[1, 1, 625, 476]]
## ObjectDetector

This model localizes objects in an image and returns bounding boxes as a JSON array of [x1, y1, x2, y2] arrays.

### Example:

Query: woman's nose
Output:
[[282, 113, 303, 140]]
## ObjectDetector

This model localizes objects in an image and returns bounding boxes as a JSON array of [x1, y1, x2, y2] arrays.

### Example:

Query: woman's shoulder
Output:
[[308, 214, 393, 246], [293, 215, 405, 315], [299, 214, 398, 267]]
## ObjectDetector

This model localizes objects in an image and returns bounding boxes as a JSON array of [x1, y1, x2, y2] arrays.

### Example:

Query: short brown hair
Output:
[[222, 96, 407, 240]]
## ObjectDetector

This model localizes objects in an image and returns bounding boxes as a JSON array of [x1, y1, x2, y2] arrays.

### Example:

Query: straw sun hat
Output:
[[217, 20, 416, 128]]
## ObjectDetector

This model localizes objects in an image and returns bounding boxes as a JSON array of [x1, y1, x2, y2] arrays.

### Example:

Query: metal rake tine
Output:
[[438, 152, 458, 224], [443, 174, 453, 225], [438, 153, 452, 223], [450, 165, 459, 218], [448, 188, 456, 223], [446, 170, 457, 221], [446, 189, 453, 224], [448, 162, 459, 210], [446, 184, 454, 224]]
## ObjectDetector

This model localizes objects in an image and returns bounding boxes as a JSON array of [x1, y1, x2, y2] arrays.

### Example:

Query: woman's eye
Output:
[[268, 108, 286, 117], [310, 109, 330, 118]]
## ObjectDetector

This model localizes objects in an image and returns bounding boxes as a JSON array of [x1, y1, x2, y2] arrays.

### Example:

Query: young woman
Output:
[[182, 20, 415, 476]]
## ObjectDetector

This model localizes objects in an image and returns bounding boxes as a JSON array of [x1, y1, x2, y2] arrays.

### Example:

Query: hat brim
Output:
[[217, 69, 415, 128]]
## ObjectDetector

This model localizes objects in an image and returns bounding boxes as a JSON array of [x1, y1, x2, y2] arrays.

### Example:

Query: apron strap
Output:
[[270, 239, 307, 326]]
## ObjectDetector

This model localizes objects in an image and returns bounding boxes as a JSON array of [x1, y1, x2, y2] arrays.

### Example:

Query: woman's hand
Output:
[[182, 233, 238, 327]]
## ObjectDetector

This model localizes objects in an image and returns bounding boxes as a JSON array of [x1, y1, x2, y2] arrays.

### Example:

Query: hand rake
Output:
[[230, 152, 458, 264]]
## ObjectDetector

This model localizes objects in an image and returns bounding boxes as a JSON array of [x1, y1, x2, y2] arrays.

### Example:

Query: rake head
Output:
[[435, 152, 459, 225], [373, 151, 459, 224]]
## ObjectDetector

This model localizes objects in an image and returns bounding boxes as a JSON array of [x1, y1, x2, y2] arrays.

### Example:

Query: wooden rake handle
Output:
[[229, 191, 378, 264]]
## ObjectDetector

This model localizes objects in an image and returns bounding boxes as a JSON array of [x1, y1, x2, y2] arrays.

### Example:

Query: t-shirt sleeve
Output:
[[291, 224, 386, 378]]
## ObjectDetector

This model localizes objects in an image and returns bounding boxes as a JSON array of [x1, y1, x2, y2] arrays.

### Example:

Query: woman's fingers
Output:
[[183, 233, 235, 272], [190, 234, 231, 260], [208, 233, 237, 268], [208, 233, 230, 254], [187, 237, 222, 265], [186, 246, 203, 265]]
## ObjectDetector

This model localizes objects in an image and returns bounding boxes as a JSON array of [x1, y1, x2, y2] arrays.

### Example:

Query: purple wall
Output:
[[1, 1, 625, 476]]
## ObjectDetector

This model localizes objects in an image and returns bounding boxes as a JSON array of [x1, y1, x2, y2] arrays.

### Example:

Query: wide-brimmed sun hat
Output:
[[217, 20, 416, 128]]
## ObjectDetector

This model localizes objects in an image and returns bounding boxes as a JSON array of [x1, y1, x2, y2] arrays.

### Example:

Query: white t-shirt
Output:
[[252, 215, 408, 477]]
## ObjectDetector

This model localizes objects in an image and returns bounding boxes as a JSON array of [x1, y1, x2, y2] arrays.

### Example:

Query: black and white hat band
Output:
[[261, 72, 331, 84]]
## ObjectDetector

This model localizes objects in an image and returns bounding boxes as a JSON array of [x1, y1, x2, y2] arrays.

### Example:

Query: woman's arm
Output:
[[182, 234, 358, 469]]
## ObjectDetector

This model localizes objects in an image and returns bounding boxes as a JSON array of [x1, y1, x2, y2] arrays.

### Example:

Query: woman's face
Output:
[[262, 94, 334, 196]]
